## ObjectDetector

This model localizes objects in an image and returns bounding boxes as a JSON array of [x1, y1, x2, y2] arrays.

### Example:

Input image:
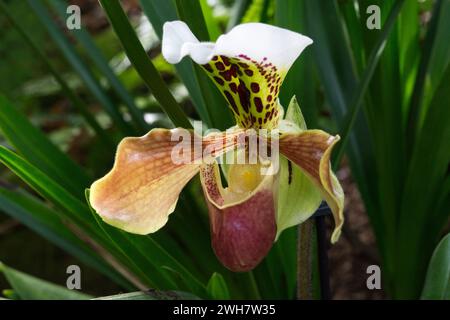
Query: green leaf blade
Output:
[[421, 234, 450, 300], [0, 262, 92, 300], [0, 95, 90, 199], [206, 272, 230, 300], [99, 0, 192, 129]]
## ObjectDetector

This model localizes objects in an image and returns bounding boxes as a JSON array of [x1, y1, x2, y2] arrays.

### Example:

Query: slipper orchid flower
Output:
[[89, 22, 344, 272]]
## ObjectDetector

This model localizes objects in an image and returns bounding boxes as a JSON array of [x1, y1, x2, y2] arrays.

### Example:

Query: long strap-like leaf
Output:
[[99, 0, 192, 129]]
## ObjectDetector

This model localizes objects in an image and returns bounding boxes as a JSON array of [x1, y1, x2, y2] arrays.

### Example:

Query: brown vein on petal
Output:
[[110, 165, 198, 214], [90, 129, 201, 234], [90, 129, 242, 235]]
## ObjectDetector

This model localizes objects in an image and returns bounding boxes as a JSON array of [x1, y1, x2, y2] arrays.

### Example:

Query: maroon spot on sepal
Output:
[[230, 64, 242, 77], [237, 80, 251, 113], [203, 64, 213, 73], [250, 82, 260, 93], [215, 62, 225, 71], [214, 76, 225, 85], [244, 69, 253, 76], [220, 70, 233, 81], [229, 82, 238, 93], [221, 56, 231, 66], [254, 97, 264, 113], [224, 90, 239, 115], [238, 54, 251, 60]]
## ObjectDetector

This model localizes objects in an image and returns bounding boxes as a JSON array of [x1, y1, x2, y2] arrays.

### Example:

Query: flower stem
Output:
[[315, 215, 331, 300], [247, 271, 261, 299], [297, 219, 314, 299]]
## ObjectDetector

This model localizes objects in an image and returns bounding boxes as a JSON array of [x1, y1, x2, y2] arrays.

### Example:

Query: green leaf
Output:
[[85, 190, 177, 290], [0, 142, 158, 291], [2, 289, 19, 300], [420, 0, 450, 119], [396, 64, 450, 298], [174, 0, 209, 41], [0, 262, 92, 300], [85, 189, 208, 297], [0, 146, 102, 238], [421, 234, 450, 300], [0, 95, 90, 200], [199, 0, 221, 41], [27, 0, 134, 136], [397, 0, 420, 111], [407, 0, 450, 148], [48, 0, 149, 133], [206, 273, 230, 300], [99, 0, 192, 129], [0, 187, 131, 290], [242, 0, 266, 23], [338, 1, 366, 74], [94, 290, 200, 300], [0, 2, 113, 149], [227, 0, 251, 30], [332, 0, 406, 165]]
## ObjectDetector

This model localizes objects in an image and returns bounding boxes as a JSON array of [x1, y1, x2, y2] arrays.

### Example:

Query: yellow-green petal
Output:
[[276, 97, 322, 239]]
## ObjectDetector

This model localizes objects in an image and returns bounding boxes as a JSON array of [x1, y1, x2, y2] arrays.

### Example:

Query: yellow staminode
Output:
[[228, 164, 263, 193]]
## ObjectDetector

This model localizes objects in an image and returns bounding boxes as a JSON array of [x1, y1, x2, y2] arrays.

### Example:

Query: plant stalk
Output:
[[315, 215, 331, 300], [297, 219, 314, 299]]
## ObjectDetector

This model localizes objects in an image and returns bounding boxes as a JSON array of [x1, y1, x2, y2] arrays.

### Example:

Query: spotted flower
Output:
[[89, 21, 344, 272]]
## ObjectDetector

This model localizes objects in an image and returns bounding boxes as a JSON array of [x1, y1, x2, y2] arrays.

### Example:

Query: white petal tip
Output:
[[162, 20, 215, 65], [305, 37, 313, 46], [162, 21, 198, 64]]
